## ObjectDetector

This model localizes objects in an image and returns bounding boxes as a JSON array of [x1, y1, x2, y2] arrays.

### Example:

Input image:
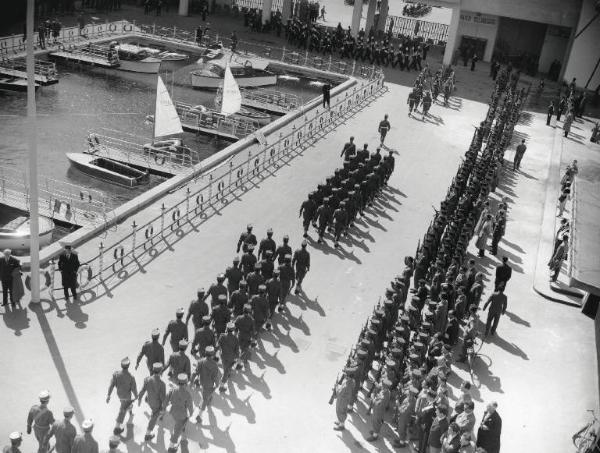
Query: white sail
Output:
[[220, 63, 242, 116], [154, 75, 183, 139]]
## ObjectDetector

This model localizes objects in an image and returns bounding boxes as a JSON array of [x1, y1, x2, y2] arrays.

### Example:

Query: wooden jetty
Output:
[[49, 44, 120, 68], [239, 88, 301, 115], [0, 58, 58, 85]]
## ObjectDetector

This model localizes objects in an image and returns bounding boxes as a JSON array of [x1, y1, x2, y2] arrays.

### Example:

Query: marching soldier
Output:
[[258, 228, 277, 260], [340, 136, 357, 160], [275, 235, 292, 265], [186, 289, 209, 331], [367, 379, 393, 441], [246, 263, 265, 296], [135, 329, 165, 374], [333, 366, 357, 431], [105, 436, 121, 453], [393, 386, 418, 448], [106, 357, 138, 435], [163, 374, 194, 453], [266, 268, 281, 319], [408, 89, 418, 116], [205, 274, 228, 307], [260, 250, 275, 279], [137, 363, 166, 442], [315, 197, 332, 244], [236, 224, 257, 253], [71, 420, 98, 453], [332, 201, 348, 248], [292, 240, 310, 294], [251, 284, 270, 331], [230, 280, 249, 317], [191, 316, 215, 358], [278, 255, 295, 311], [217, 322, 239, 392], [193, 346, 221, 424], [235, 304, 256, 369], [26, 390, 54, 453], [3, 432, 22, 453], [164, 340, 192, 379], [212, 295, 230, 336], [44, 407, 76, 453], [225, 257, 243, 294], [241, 244, 258, 276], [378, 114, 391, 145], [299, 193, 317, 238], [163, 308, 188, 352]]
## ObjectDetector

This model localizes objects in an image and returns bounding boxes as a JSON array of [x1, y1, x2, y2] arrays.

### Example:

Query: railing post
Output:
[[185, 187, 191, 219], [49, 258, 56, 294], [208, 174, 213, 201], [351, 60, 356, 77], [328, 55, 332, 72], [131, 220, 137, 256], [304, 50, 309, 67], [246, 150, 251, 183], [173, 26, 177, 38], [281, 46, 286, 62], [160, 203, 166, 236], [98, 242, 104, 281], [228, 161, 233, 194]]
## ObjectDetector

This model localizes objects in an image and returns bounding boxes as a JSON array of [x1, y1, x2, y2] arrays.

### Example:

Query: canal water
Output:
[[0, 45, 323, 207]]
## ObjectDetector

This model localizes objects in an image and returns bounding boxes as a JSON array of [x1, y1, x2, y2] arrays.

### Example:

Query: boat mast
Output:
[[26, 0, 41, 303]]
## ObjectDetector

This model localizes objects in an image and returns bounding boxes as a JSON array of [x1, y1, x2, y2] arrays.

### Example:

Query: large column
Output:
[[443, 4, 461, 66], [178, 0, 189, 16], [281, 0, 293, 22], [365, 0, 377, 35], [262, 0, 273, 24], [351, 0, 363, 37], [376, 0, 389, 33]]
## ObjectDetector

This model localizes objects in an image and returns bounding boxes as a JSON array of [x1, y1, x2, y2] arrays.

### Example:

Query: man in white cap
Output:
[[162, 308, 188, 352], [71, 420, 98, 453], [57, 242, 80, 301], [163, 373, 194, 452], [217, 322, 239, 392], [192, 346, 221, 424], [2, 432, 22, 453], [26, 390, 54, 453], [135, 329, 165, 374], [44, 406, 76, 453], [164, 340, 191, 379], [138, 363, 166, 442], [106, 357, 138, 435], [105, 436, 121, 453]]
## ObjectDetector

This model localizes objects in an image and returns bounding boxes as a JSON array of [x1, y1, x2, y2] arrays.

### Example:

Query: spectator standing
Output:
[[58, 242, 80, 301], [546, 101, 554, 126], [556, 96, 566, 121], [513, 139, 526, 171], [475, 214, 494, 258], [476, 402, 502, 453], [563, 112, 574, 137], [548, 235, 568, 282], [0, 249, 20, 307], [322, 83, 331, 108], [494, 256, 512, 290], [483, 285, 507, 336]]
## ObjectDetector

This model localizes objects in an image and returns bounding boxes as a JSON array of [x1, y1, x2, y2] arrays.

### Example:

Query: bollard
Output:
[[160, 203, 166, 236], [131, 220, 137, 256], [98, 242, 104, 281]]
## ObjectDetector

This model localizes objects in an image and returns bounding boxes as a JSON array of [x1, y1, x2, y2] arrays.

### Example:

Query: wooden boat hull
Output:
[[118, 57, 162, 73], [67, 152, 149, 187], [191, 72, 277, 89], [0, 216, 54, 251], [0, 78, 39, 93]]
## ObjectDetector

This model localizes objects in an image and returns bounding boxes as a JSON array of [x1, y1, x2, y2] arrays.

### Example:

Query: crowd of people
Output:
[[402, 2, 432, 18], [544, 77, 589, 139], [330, 65, 526, 452], [10, 227, 312, 453]]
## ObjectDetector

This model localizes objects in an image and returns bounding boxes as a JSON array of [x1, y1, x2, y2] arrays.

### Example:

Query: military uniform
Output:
[[163, 375, 194, 451], [45, 410, 76, 453], [258, 230, 276, 260], [275, 238, 292, 265], [299, 195, 317, 237], [278, 258, 295, 308], [27, 393, 54, 453], [163, 310, 188, 352], [186, 292, 209, 330], [138, 364, 166, 440], [241, 247, 257, 276], [136, 331, 165, 373], [235, 307, 255, 365], [230, 284, 249, 317], [225, 259, 243, 294], [211, 297, 230, 335], [191, 318, 215, 357], [107, 359, 138, 433], [165, 342, 192, 378], [292, 243, 310, 293], [236, 225, 257, 254], [266, 271, 281, 316], [193, 348, 221, 414], [218, 324, 239, 390], [251, 286, 269, 331], [71, 421, 98, 453], [333, 368, 356, 430]]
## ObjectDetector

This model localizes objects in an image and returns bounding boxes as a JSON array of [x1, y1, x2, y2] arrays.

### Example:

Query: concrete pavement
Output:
[[0, 78, 597, 453]]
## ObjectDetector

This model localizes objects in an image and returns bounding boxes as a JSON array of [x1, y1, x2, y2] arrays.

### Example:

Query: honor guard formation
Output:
[[329, 67, 525, 453]]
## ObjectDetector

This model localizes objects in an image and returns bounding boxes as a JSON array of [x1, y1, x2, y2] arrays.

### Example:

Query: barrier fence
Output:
[[38, 73, 385, 294], [385, 14, 449, 44]]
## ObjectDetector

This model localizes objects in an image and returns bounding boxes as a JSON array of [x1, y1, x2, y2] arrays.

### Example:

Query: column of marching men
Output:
[[11, 227, 311, 453], [330, 69, 525, 453]]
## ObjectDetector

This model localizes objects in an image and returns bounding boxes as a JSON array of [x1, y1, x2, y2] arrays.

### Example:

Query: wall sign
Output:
[[460, 12, 497, 26]]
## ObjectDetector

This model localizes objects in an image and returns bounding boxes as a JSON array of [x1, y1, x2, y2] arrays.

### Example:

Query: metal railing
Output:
[[385, 15, 449, 44], [41, 73, 385, 291], [240, 87, 301, 111], [0, 57, 58, 83], [176, 102, 261, 139]]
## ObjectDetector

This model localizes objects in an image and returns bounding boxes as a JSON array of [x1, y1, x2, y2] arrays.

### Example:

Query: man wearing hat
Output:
[[278, 255, 295, 311], [260, 250, 274, 280], [186, 289, 209, 331], [191, 316, 215, 358], [26, 390, 54, 453], [299, 193, 317, 238], [71, 420, 97, 453], [212, 295, 230, 336], [163, 309, 188, 352], [246, 263, 264, 297], [258, 228, 277, 261], [251, 285, 270, 331], [0, 249, 20, 307], [205, 274, 228, 307], [3, 432, 22, 453], [137, 363, 166, 442], [367, 378, 392, 441], [230, 281, 249, 317], [275, 235, 292, 265], [333, 367, 356, 431], [163, 374, 194, 452], [44, 406, 76, 453], [292, 241, 310, 294], [193, 346, 221, 424], [217, 322, 239, 392], [57, 243, 80, 301], [165, 340, 192, 379], [332, 201, 348, 248], [315, 198, 332, 244], [236, 224, 256, 254], [265, 269, 281, 317], [240, 244, 257, 277], [225, 257, 243, 294], [393, 386, 419, 448], [135, 329, 165, 374], [105, 436, 121, 453], [235, 304, 255, 368], [106, 358, 138, 435]]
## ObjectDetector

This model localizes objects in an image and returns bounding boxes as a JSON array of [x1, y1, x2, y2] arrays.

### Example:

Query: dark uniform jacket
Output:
[[58, 252, 80, 285], [0, 256, 20, 281]]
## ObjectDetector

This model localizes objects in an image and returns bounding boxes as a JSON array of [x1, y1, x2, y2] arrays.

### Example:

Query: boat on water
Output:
[[116, 43, 188, 62], [0, 77, 39, 93], [191, 56, 276, 89], [67, 152, 149, 187], [112, 42, 162, 73], [0, 216, 54, 251]]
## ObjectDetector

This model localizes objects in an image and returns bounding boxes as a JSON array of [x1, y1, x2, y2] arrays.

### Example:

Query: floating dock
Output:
[[0, 58, 58, 85], [49, 44, 119, 68], [176, 103, 259, 142], [240, 88, 301, 115]]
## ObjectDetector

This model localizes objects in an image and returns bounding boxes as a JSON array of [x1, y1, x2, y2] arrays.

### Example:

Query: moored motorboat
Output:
[[67, 152, 149, 187], [0, 216, 54, 251], [113, 42, 161, 73], [191, 56, 276, 89], [0, 77, 39, 93]]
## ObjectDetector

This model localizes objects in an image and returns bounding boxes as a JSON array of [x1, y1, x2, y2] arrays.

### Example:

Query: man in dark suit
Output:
[[58, 243, 80, 301], [494, 256, 512, 290], [476, 401, 502, 453], [0, 249, 20, 306]]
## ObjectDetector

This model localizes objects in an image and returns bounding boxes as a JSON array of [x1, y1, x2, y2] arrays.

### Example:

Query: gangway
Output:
[[239, 88, 301, 115], [0, 57, 59, 85], [0, 166, 113, 228]]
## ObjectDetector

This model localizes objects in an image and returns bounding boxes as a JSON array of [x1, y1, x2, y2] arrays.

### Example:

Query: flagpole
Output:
[[26, 0, 40, 303]]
